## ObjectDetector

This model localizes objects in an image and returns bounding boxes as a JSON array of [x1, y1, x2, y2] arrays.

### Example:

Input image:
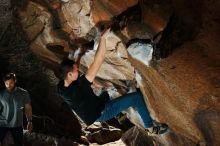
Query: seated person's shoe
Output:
[[146, 124, 168, 136]]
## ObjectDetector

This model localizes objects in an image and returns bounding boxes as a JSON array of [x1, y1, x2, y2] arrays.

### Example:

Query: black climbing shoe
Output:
[[146, 124, 168, 136]]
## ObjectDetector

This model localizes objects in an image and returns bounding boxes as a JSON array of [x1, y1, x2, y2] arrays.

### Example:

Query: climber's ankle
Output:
[[145, 124, 168, 136]]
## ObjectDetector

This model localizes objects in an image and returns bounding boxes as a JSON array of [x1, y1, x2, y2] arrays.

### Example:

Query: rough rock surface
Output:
[[80, 32, 135, 81], [3, 123, 123, 146], [140, 0, 172, 36], [1, 0, 220, 145], [127, 0, 220, 145], [19, 0, 220, 145], [91, 0, 138, 25], [85, 122, 122, 144], [19, 1, 68, 66]]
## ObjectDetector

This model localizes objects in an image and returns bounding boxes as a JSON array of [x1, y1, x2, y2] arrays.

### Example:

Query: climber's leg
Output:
[[96, 91, 153, 128]]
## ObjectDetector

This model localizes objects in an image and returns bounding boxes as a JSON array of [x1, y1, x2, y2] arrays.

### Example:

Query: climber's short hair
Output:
[[3, 72, 16, 82], [59, 59, 75, 80]]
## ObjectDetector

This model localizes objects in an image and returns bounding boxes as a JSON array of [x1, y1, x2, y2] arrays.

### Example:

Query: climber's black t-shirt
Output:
[[57, 75, 108, 125]]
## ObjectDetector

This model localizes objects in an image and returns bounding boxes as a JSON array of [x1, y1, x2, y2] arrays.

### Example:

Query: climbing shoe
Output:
[[146, 124, 168, 136]]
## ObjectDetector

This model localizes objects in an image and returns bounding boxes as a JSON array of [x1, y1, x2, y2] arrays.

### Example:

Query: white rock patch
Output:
[[128, 42, 153, 66]]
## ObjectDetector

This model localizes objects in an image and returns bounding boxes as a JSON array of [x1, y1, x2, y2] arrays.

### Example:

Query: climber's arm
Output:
[[85, 28, 110, 82]]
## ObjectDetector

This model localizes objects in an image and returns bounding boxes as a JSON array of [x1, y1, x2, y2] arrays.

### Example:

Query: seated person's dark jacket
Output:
[[57, 75, 109, 125]]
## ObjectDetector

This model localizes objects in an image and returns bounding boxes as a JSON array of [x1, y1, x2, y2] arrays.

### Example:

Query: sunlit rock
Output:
[[128, 42, 153, 66], [59, 0, 97, 42], [80, 32, 135, 80], [91, 0, 138, 24]]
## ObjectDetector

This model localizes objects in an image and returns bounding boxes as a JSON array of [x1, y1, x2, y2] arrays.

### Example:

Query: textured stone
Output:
[[90, 139, 125, 146], [120, 21, 153, 43], [19, 1, 69, 66], [80, 32, 135, 81], [122, 126, 197, 146], [128, 24, 220, 146], [140, 0, 172, 36], [59, 0, 96, 42], [127, 42, 153, 66], [91, 0, 138, 24], [11, 0, 220, 145], [23, 132, 80, 146], [0, 0, 12, 36], [86, 128, 122, 144]]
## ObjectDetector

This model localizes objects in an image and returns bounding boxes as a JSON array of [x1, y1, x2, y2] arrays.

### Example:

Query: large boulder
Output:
[[80, 32, 135, 81], [9, 0, 220, 145], [127, 0, 220, 145], [59, 0, 96, 42], [19, 1, 69, 66]]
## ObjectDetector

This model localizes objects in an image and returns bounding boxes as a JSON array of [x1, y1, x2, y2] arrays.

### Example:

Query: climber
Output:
[[0, 73, 33, 146], [57, 28, 168, 136]]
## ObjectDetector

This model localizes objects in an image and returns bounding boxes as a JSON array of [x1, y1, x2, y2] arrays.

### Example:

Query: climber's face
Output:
[[67, 64, 79, 82], [4, 79, 16, 92]]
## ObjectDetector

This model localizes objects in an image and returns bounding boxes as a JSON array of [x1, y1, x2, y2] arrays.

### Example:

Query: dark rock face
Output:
[[122, 126, 154, 146], [154, 0, 201, 59], [85, 122, 122, 144], [0, 0, 82, 142]]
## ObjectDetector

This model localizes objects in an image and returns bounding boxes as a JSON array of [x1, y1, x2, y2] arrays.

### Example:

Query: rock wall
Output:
[[1, 0, 219, 145], [127, 0, 220, 145]]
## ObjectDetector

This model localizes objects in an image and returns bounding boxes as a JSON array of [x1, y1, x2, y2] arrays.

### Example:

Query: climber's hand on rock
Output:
[[101, 28, 111, 39]]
